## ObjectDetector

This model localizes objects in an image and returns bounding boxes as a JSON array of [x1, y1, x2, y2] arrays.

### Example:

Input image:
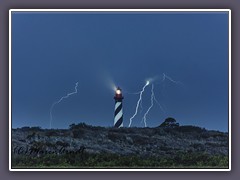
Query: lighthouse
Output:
[[114, 87, 124, 128]]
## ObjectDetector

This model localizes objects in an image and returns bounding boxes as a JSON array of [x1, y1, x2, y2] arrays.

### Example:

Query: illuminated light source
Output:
[[116, 89, 121, 94]]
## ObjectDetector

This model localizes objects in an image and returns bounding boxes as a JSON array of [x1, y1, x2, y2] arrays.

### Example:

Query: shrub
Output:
[[159, 117, 179, 128], [69, 123, 89, 130]]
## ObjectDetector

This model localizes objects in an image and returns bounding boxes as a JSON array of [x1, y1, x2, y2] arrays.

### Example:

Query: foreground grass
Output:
[[12, 152, 229, 169]]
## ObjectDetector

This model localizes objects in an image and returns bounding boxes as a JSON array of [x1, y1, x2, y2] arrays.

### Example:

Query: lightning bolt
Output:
[[141, 83, 166, 127], [153, 95, 166, 113], [162, 73, 183, 85], [126, 91, 144, 114], [142, 84, 154, 127], [128, 81, 150, 127], [49, 82, 79, 129]]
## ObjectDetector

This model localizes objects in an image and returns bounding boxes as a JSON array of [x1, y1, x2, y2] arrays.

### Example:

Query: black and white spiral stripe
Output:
[[114, 101, 123, 128]]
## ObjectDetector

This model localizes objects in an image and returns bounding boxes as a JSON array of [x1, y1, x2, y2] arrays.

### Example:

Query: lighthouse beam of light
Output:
[[49, 82, 79, 129], [128, 80, 150, 127]]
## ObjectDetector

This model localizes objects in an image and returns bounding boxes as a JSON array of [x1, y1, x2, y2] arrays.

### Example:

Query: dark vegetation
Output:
[[12, 119, 229, 169], [12, 151, 228, 168], [159, 117, 179, 128]]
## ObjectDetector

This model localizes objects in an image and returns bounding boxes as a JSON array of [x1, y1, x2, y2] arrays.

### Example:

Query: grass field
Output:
[[12, 151, 229, 169]]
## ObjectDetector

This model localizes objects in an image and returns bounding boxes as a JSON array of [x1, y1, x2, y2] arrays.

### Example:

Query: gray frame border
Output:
[[8, 9, 231, 172]]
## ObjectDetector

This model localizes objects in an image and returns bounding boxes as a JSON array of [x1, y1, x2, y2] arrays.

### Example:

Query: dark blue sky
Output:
[[12, 11, 229, 131]]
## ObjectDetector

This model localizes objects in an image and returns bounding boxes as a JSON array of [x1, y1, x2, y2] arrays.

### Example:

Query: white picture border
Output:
[[9, 9, 231, 171]]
